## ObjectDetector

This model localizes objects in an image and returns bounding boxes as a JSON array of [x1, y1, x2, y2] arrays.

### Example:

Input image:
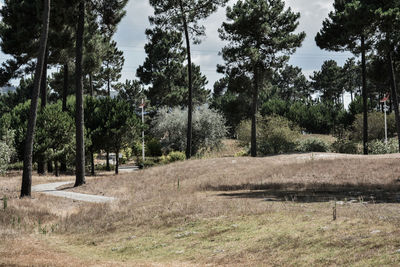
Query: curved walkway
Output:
[[32, 181, 115, 203]]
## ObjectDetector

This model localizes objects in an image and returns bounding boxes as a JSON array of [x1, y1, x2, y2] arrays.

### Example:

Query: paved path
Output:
[[32, 181, 116, 203], [119, 165, 139, 172]]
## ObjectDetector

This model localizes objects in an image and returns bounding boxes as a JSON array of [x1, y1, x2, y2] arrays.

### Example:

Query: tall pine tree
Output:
[[149, 0, 228, 159], [21, 0, 51, 197], [316, 0, 375, 154], [219, 0, 305, 157]]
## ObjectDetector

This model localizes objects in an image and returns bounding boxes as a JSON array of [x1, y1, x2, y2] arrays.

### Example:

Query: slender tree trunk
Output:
[[60, 63, 69, 173], [74, 0, 86, 187], [251, 65, 259, 157], [47, 161, 53, 173], [21, 0, 51, 198], [55, 161, 59, 177], [178, 0, 193, 159], [91, 150, 95, 176], [388, 50, 400, 152], [37, 47, 49, 175], [115, 149, 119, 175], [361, 36, 368, 155], [37, 158, 45, 174], [40, 47, 48, 107], [62, 63, 69, 111], [106, 151, 111, 171]]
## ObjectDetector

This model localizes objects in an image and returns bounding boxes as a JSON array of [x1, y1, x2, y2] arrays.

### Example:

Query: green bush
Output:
[[146, 138, 162, 157], [0, 141, 11, 174], [142, 159, 157, 168], [152, 105, 227, 155], [352, 112, 396, 141], [296, 138, 330, 152], [234, 150, 248, 157], [0, 129, 15, 173], [368, 138, 399, 155], [160, 151, 186, 164], [7, 161, 23, 171], [167, 151, 186, 162], [331, 138, 358, 154], [237, 115, 300, 155]]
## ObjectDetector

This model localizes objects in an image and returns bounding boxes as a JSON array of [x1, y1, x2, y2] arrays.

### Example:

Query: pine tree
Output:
[[310, 60, 344, 105], [149, 0, 228, 159], [316, 0, 375, 154], [342, 58, 361, 101], [218, 0, 305, 157], [21, 0, 51, 198], [137, 27, 209, 108], [274, 65, 310, 101], [374, 1, 400, 152], [99, 40, 124, 97], [74, 0, 86, 187]]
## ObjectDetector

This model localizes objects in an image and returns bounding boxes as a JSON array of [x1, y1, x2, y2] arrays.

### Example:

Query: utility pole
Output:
[[381, 93, 390, 144]]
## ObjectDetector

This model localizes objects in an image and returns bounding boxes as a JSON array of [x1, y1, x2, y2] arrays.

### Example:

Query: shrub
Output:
[[331, 138, 358, 154], [140, 158, 158, 168], [352, 112, 396, 141], [7, 161, 23, 171], [146, 138, 162, 157], [368, 138, 398, 155], [152, 105, 227, 155], [296, 138, 330, 152], [160, 151, 186, 164], [0, 129, 15, 173], [0, 101, 30, 161], [234, 150, 248, 157], [237, 115, 300, 155], [166, 151, 186, 162], [0, 141, 11, 174]]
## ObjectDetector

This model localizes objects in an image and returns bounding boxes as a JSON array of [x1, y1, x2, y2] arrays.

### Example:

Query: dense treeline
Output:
[[1, 0, 400, 195]]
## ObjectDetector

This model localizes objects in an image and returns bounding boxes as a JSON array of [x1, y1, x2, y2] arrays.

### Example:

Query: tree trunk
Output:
[[115, 149, 119, 175], [74, 0, 86, 187], [361, 35, 368, 155], [37, 160, 45, 175], [251, 65, 259, 157], [62, 63, 69, 111], [21, 0, 51, 198], [388, 50, 400, 152], [55, 161, 59, 177], [179, 1, 193, 160], [106, 151, 111, 171], [91, 150, 95, 176], [40, 47, 48, 107], [60, 63, 69, 173], [37, 46, 49, 175], [47, 160, 53, 173]]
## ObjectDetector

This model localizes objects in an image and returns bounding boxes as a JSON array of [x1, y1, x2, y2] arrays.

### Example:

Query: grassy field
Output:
[[2, 152, 400, 266]]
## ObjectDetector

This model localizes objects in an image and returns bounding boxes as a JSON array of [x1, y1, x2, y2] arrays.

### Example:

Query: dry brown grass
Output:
[[2, 153, 400, 266], [297, 134, 337, 144], [198, 139, 243, 158]]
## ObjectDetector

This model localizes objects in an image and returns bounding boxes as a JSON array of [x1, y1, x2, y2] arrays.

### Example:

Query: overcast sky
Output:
[[114, 0, 353, 90]]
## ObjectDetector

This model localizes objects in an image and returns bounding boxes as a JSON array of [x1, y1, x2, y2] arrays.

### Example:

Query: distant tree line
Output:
[[2, 0, 400, 197]]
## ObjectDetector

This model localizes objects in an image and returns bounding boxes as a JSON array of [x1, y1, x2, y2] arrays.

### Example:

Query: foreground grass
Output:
[[2, 153, 400, 266]]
